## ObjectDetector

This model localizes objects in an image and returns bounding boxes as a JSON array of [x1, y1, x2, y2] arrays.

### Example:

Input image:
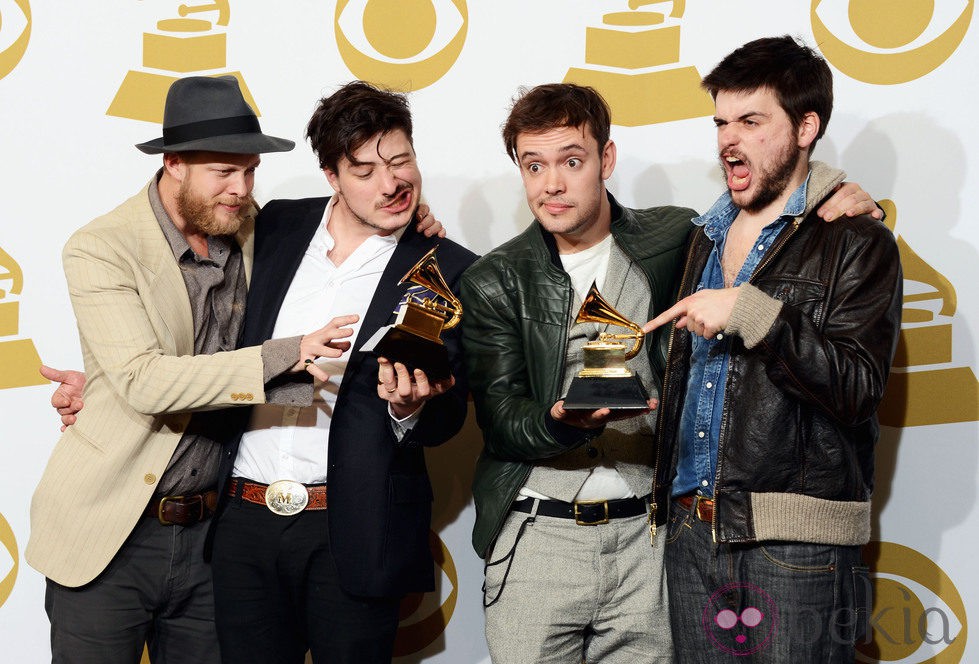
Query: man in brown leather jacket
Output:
[[644, 36, 902, 663]]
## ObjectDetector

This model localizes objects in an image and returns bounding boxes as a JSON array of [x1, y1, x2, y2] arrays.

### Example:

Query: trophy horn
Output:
[[575, 282, 645, 359], [398, 247, 463, 330]]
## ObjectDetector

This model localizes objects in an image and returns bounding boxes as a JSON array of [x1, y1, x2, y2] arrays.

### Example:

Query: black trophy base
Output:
[[362, 326, 451, 381], [562, 375, 650, 410]]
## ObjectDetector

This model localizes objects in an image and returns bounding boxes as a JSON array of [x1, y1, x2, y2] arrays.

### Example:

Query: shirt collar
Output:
[[149, 169, 235, 267], [693, 170, 812, 242], [315, 195, 406, 271]]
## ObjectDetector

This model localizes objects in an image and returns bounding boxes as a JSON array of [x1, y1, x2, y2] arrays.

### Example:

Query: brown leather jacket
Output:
[[654, 166, 903, 546]]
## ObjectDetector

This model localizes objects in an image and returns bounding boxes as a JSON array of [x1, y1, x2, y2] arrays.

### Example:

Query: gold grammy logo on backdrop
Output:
[[812, 0, 974, 84], [334, 0, 468, 91], [0, 511, 18, 609], [0, 0, 31, 81], [108, 0, 259, 124], [0, 246, 47, 390], [563, 0, 712, 127], [859, 541, 967, 662], [877, 200, 979, 427], [392, 530, 458, 655]]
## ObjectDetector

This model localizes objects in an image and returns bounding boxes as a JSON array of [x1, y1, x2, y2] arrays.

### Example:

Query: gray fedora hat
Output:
[[136, 76, 295, 155]]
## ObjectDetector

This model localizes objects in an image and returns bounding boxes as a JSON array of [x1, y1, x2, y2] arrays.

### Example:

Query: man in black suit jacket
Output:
[[206, 81, 477, 664]]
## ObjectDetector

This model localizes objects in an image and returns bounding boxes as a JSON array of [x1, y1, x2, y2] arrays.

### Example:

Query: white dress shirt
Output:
[[234, 197, 417, 484]]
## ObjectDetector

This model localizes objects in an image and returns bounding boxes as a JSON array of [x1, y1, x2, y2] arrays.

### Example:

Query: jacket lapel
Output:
[[132, 183, 195, 356], [247, 200, 326, 344], [343, 227, 436, 380]]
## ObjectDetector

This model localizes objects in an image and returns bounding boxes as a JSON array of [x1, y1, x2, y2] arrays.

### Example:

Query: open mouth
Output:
[[381, 188, 413, 214], [724, 155, 751, 192]]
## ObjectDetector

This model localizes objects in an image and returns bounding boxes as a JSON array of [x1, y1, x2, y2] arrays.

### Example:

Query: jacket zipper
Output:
[[649, 232, 700, 542], [711, 217, 802, 543]]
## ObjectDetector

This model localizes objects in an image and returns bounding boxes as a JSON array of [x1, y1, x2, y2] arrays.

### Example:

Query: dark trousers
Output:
[[210, 499, 400, 664], [45, 517, 219, 664], [664, 499, 871, 663]]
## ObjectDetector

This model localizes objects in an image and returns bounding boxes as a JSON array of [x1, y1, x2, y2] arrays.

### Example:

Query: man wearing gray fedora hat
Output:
[[26, 75, 446, 664]]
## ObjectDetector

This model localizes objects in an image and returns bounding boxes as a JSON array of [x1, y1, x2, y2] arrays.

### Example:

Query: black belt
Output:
[[512, 494, 650, 525]]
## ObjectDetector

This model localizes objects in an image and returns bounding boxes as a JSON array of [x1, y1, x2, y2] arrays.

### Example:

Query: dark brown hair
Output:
[[502, 83, 611, 163], [702, 35, 833, 151], [306, 81, 413, 172]]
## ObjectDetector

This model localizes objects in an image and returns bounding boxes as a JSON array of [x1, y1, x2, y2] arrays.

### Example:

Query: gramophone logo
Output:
[[0, 511, 18, 609], [877, 200, 979, 427], [335, 0, 468, 91], [0, 246, 47, 390], [107, 0, 260, 124], [812, 0, 974, 84], [563, 0, 713, 127], [393, 530, 458, 656], [858, 541, 966, 663], [0, 0, 31, 81]]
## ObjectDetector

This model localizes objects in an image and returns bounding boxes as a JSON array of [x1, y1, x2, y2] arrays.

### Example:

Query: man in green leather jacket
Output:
[[459, 83, 879, 663]]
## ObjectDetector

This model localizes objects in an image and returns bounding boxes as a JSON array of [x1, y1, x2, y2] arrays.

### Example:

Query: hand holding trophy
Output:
[[360, 247, 461, 381], [562, 282, 650, 410]]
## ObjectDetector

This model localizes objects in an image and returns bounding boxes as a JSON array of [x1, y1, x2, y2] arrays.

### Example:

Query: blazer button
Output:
[[231, 393, 239, 401], [144, 473, 156, 485], [244, 393, 254, 401]]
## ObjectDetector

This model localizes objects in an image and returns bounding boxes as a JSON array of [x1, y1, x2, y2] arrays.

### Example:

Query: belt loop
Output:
[[529, 498, 541, 518], [233, 477, 245, 504]]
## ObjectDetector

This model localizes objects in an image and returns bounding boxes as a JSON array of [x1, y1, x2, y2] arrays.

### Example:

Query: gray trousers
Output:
[[483, 504, 673, 663], [45, 516, 219, 664]]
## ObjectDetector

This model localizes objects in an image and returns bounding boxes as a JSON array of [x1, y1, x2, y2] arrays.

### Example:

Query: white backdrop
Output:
[[1, 1, 977, 662]]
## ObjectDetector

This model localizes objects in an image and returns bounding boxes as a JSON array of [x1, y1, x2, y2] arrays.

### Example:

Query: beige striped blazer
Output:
[[27, 181, 266, 587]]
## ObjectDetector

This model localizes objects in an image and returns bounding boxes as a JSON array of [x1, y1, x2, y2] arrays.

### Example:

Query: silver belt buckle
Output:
[[264, 480, 309, 516]]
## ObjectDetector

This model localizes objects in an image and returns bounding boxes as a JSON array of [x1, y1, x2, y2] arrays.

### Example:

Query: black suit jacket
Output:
[[211, 196, 477, 597]]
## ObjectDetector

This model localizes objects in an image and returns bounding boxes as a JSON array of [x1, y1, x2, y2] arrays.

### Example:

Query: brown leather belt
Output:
[[144, 491, 218, 526], [228, 478, 328, 511], [676, 494, 715, 523]]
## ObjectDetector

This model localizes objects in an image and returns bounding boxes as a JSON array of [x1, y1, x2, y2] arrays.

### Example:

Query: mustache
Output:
[[378, 184, 412, 205], [214, 194, 255, 208], [538, 196, 573, 206]]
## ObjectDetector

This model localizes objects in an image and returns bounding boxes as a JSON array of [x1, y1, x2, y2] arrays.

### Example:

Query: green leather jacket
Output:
[[460, 194, 695, 557]]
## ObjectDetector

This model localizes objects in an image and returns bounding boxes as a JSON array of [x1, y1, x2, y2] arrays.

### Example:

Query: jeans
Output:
[[45, 517, 218, 664], [665, 498, 871, 663]]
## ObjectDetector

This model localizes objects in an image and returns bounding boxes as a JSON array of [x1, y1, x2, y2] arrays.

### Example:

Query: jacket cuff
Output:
[[261, 336, 302, 382], [544, 412, 603, 447], [726, 284, 782, 349]]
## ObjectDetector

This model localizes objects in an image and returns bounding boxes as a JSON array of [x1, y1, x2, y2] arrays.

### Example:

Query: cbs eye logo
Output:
[[334, 0, 467, 91], [0, 511, 19, 609], [0, 0, 31, 81], [857, 541, 966, 663], [812, 0, 973, 84]]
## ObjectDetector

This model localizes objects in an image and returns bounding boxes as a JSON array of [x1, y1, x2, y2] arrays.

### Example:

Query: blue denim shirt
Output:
[[672, 176, 810, 499]]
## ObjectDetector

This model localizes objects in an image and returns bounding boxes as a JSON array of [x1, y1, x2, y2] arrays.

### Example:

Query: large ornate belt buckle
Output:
[[264, 480, 309, 516]]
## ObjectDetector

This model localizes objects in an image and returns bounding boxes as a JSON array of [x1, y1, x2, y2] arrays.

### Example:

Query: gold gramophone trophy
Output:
[[360, 247, 461, 381], [563, 283, 649, 410]]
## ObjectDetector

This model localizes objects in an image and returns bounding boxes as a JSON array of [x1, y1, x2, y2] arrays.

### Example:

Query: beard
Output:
[[727, 140, 803, 214], [176, 181, 253, 237]]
